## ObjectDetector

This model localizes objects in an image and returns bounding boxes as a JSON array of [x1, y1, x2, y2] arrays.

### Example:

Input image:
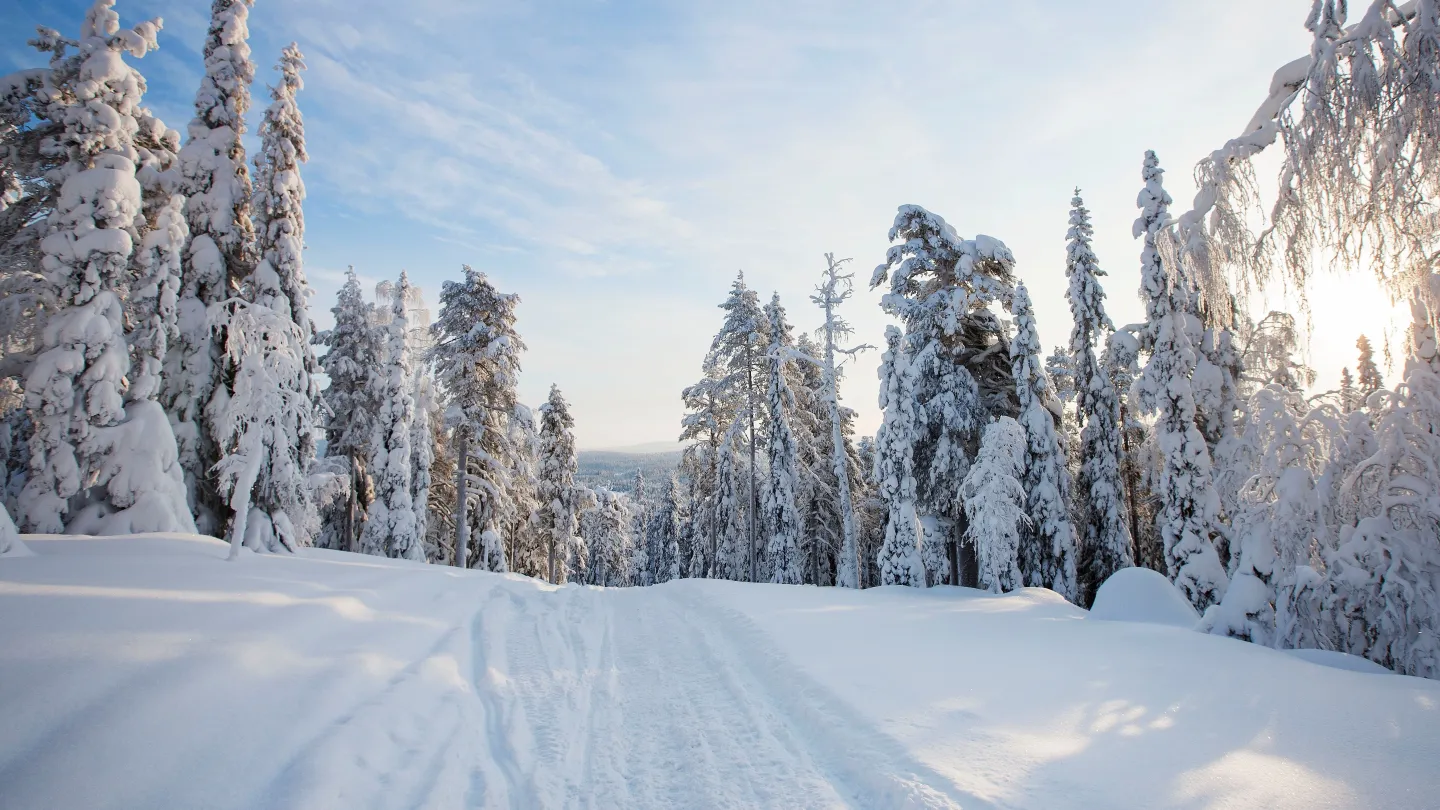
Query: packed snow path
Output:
[[2, 535, 1438, 810]]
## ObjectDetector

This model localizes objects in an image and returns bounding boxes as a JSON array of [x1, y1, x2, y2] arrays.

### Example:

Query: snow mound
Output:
[[1284, 648, 1395, 675], [1088, 566, 1200, 628], [0, 502, 30, 558]]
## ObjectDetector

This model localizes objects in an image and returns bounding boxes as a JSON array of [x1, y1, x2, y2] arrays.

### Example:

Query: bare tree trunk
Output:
[[455, 433, 469, 568], [548, 527, 556, 584]]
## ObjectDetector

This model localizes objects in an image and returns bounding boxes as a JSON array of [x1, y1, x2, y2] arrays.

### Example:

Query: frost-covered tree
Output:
[[165, 0, 257, 533], [706, 273, 768, 581], [1136, 263, 1229, 612], [537, 384, 579, 584], [423, 392, 457, 564], [582, 488, 633, 587], [649, 473, 684, 584], [712, 424, 747, 580], [316, 267, 378, 546], [1339, 367, 1359, 413], [1008, 283, 1078, 600], [1068, 190, 1132, 605], [873, 327, 925, 587], [504, 402, 543, 576], [762, 294, 805, 585], [679, 365, 728, 579], [1200, 386, 1327, 645], [1355, 334, 1384, 400], [208, 262, 320, 556], [357, 272, 419, 561], [813, 254, 870, 588], [961, 417, 1028, 594], [20, 2, 194, 535], [872, 205, 1017, 587], [431, 266, 524, 572], [1320, 291, 1440, 678]]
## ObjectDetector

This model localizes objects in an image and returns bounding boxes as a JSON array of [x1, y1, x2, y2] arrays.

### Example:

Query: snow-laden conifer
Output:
[[537, 384, 579, 584], [411, 374, 435, 552], [961, 417, 1029, 594], [1068, 190, 1132, 604], [1008, 283, 1078, 600], [1339, 367, 1359, 413], [711, 424, 747, 580], [1200, 385, 1327, 645], [649, 473, 684, 584], [358, 272, 420, 561], [706, 273, 768, 581], [166, 0, 257, 533], [1136, 264, 1229, 612], [583, 488, 633, 587], [430, 265, 524, 571], [762, 294, 805, 585], [1355, 334, 1384, 400], [873, 327, 925, 587], [21, 2, 193, 535], [0, 499, 29, 557]]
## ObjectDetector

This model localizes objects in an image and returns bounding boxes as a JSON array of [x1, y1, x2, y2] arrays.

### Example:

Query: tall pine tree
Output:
[[358, 272, 420, 560]]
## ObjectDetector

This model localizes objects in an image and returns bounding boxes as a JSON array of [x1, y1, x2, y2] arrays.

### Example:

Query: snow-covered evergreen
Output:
[[21, 2, 193, 535], [166, 0, 257, 534], [707, 273, 767, 582], [0, 499, 27, 557], [411, 374, 435, 552], [357, 272, 419, 561], [1355, 334, 1384, 400], [649, 473, 684, 584], [762, 294, 804, 585], [873, 327, 925, 587], [712, 424, 747, 580], [1068, 190, 1132, 605], [1008, 283, 1078, 600], [537, 384, 579, 584], [961, 417, 1029, 594], [431, 265, 523, 572], [1136, 255, 1229, 612]]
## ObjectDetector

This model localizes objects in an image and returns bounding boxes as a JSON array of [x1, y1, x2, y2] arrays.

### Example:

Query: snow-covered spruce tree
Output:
[[1068, 190, 1132, 605], [762, 293, 805, 585], [872, 205, 1017, 587], [208, 257, 321, 555], [1135, 264, 1229, 612], [357, 272, 420, 561], [649, 472, 683, 584], [1321, 290, 1440, 678], [316, 267, 378, 538], [679, 365, 729, 579], [812, 254, 870, 587], [165, 0, 258, 534], [873, 326, 925, 587], [706, 273, 768, 581], [681, 467, 706, 579], [583, 488, 634, 587], [1106, 326, 1162, 573], [430, 265, 524, 572], [504, 402, 543, 577], [711, 423, 747, 580], [789, 332, 833, 585], [1355, 334, 1384, 401], [537, 384, 579, 584], [961, 417, 1029, 594], [1199, 385, 1328, 645], [1008, 283, 1078, 600], [251, 44, 315, 376], [1339, 367, 1359, 413], [630, 469, 650, 585], [20, 2, 194, 535]]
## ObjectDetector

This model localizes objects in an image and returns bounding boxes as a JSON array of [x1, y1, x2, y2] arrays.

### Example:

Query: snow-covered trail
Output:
[[3, 534, 1438, 810], [468, 584, 975, 809]]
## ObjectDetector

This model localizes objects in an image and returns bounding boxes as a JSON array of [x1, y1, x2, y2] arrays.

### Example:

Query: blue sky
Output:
[[8, 0, 1392, 448]]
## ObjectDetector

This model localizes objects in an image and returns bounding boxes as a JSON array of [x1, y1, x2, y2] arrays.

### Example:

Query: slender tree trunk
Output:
[[1120, 404, 1142, 565], [455, 432, 469, 568], [548, 523, 556, 584]]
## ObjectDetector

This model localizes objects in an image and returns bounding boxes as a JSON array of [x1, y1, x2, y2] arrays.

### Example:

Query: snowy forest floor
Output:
[[1, 535, 1437, 810]]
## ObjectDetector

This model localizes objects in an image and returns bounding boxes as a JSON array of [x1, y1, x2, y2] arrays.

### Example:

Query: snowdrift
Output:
[[1, 534, 1437, 809]]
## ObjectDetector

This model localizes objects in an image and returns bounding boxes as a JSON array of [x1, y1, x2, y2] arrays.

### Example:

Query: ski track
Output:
[[452, 581, 985, 810]]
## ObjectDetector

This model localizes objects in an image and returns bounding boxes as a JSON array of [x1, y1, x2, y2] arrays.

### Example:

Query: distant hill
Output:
[[582, 440, 685, 455], [576, 449, 683, 495]]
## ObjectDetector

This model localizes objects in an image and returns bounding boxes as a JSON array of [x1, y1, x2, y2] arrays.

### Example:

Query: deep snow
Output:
[[1, 534, 1437, 809]]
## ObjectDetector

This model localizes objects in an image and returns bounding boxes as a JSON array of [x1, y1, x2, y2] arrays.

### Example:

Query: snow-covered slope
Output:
[[1, 535, 1437, 810]]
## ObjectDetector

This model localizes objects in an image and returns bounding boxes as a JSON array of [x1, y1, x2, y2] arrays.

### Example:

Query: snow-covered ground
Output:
[[1, 535, 1437, 810]]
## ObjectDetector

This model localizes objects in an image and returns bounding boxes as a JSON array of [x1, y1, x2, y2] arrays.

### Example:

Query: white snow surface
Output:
[[2, 535, 1438, 810], [1089, 565, 1202, 629]]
